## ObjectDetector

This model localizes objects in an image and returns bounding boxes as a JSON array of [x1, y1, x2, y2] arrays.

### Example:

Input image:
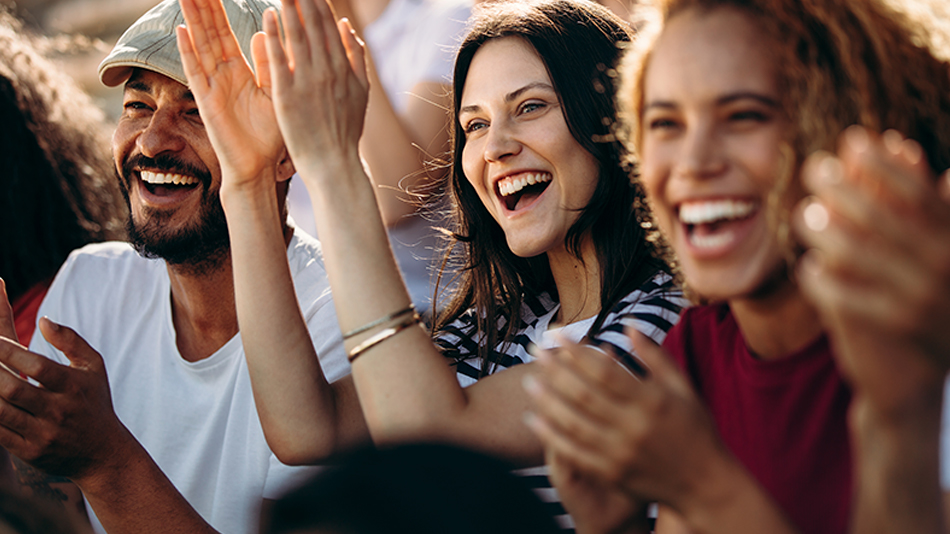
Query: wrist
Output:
[[70, 424, 143, 495]]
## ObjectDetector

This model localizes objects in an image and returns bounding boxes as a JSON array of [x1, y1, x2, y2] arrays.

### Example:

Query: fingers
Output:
[[837, 126, 933, 211], [0, 279, 18, 344], [338, 18, 368, 88], [176, 24, 210, 96], [0, 339, 53, 415], [524, 406, 617, 480], [251, 31, 272, 95], [178, 0, 220, 82], [627, 329, 694, 399], [264, 7, 293, 93], [311, 0, 348, 76], [280, 0, 309, 71], [37, 318, 105, 389]]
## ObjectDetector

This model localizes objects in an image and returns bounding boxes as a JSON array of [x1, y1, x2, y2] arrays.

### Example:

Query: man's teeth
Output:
[[679, 199, 756, 225], [498, 172, 552, 197], [140, 171, 199, 186]]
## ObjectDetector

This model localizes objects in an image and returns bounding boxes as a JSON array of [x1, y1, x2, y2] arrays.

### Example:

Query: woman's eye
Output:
[[648, 118, 678, 130], [463, 120, 487, 135], [730, 110, 769, 122], [520, 102, 545, 115]]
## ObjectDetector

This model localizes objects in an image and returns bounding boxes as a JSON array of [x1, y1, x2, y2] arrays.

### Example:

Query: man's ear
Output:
[[277, 148, 295, 182]]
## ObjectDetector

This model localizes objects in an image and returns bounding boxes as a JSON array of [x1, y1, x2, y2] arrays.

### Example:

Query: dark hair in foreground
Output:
[[0, 10, 126, 302], [435, 0, 666, 373], [264, 443, 561, 534]]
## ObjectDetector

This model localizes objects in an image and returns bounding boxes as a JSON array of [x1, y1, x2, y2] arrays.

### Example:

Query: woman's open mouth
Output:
[[497, 172, 552, 211]]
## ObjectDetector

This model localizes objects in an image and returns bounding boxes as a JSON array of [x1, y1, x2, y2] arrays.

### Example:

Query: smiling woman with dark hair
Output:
[[175, 0, 684, 530]]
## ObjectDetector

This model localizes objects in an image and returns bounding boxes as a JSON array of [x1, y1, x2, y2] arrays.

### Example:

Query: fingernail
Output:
[[522, 374, 541, 395], [42, 317, 60, 331], [816, 155, 843, 186], [882, 129, 903, 155], [802, 198, 830, 232], [844, 126, 870, 153], [522, 411, 539, 429], [902, 139, 923, 166]]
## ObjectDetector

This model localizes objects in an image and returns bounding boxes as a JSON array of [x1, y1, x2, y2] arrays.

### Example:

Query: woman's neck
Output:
[[729, 277, 824, 360], [547, 238, 601, 328]]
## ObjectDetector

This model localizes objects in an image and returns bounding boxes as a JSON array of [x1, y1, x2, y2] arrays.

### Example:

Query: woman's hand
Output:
[[262, 0, 369, 181], [547, 449, 650, 534], [793, 126, 950, 414], [176, 0, 286, 192], [523, 331, 727, 511]]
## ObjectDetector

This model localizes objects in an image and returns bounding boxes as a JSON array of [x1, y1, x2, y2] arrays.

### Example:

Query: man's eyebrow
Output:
[[182, 90, 195, 103], [125, 80, 151, 94]]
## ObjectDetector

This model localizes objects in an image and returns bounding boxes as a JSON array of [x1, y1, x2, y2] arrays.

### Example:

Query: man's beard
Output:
[[117, 154, 231, 276]]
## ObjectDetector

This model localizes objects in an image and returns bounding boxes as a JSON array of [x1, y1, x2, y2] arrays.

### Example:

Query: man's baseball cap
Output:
[[98, 0, 279, 88]]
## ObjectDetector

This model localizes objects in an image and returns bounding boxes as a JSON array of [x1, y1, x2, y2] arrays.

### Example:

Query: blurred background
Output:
[[2, 0, 155, 120]]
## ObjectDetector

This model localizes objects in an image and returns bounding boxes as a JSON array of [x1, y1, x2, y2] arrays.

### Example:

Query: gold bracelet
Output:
[[342, 305, 415, 340], [347, 313, 421, 363]]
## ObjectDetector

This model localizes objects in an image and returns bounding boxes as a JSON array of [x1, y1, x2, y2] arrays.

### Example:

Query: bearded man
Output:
[[0, 0, 348, 532]]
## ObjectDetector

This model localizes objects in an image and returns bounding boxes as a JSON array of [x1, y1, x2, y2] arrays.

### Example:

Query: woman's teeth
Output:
[[498, 172, 552, 197], [679, 199, 756, 225]]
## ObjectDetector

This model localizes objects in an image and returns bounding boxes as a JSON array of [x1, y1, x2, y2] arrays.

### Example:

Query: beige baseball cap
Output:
[[98, 0, 279, 88]]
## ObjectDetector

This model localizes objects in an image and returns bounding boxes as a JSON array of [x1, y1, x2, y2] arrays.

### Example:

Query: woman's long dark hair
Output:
[[0, 11, 126, 303], [434, 0, 667, 373]]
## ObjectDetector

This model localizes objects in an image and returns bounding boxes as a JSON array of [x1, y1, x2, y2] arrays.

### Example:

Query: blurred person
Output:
[[264, 443, 560, 534], [524, 0, 950, 532], [0, 10, 126, 346], [176, 0, 685, 530], [288, 0, 471, 316], [0, 0, 349, 533]]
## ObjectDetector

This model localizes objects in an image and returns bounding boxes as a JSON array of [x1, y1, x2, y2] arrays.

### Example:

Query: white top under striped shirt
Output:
[[436, 271, 687, 530]]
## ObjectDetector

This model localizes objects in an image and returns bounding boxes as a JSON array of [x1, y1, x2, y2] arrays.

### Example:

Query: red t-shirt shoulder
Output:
[[663, 302, 852, 534]]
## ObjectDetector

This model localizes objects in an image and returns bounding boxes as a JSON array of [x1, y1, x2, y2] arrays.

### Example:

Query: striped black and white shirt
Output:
[[436, 271, 687, 530]]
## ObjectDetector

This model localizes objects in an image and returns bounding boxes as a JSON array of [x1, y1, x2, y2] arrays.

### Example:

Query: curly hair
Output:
[[433, 0, 668, 374], [618, 0, 950, 178], [0, 10, 127, 302]]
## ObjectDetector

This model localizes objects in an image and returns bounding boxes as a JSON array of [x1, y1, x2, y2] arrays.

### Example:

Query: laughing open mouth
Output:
[[679, 199, 758, 248], [139, 170, 200, 195], [497, 172, 552, 211]]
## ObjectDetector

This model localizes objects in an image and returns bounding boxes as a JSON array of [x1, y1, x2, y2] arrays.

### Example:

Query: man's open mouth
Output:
[[139, 170, 200, 195]]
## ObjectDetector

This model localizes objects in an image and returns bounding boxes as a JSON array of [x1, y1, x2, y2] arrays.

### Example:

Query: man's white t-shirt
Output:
[[29, 231, 349, 534]]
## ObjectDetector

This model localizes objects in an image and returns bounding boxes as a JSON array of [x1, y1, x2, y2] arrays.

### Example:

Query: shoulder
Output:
[[47, 241, 163, 294], [599, 271, 689, 344]]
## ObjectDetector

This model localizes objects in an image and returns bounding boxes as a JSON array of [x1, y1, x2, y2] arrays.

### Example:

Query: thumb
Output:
[[0, 279, 19, 344], [39, 317, 105, 374], [627, 327, 693, 397]]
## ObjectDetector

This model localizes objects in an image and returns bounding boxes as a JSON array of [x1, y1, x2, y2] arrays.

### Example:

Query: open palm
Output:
[[177, 0, 284, 188]]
